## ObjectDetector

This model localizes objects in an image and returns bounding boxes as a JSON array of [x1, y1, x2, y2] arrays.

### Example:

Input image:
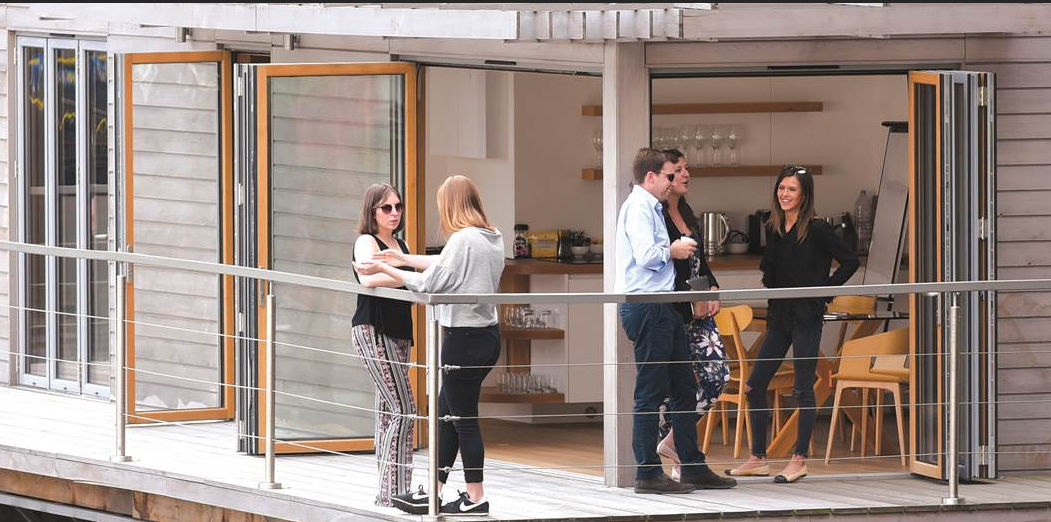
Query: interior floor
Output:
[[482, 415, 909, 478]]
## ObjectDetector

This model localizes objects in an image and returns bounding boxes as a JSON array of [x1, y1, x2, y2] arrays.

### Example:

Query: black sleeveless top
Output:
[[351, 235, 415, 340]]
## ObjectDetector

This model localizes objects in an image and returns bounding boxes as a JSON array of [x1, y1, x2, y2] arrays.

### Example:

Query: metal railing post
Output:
[[259, 292, 283, 489], [110, 274, 133, 463], [942, 291, 965, 506], [424, 305, 443, 521]]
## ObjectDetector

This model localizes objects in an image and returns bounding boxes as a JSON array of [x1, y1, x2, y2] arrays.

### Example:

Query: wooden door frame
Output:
[[122, 51, 236, 424], [908, 71, 943, 479], [254, 62, 419, 454]]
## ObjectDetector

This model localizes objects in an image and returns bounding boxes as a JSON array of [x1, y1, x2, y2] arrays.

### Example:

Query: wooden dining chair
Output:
[[704, 305, 795, 458], [824, 327, 910, 466], [828, 295, 880, 355]]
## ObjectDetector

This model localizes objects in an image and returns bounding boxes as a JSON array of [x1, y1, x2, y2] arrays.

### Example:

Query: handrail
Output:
[[0, 240, 426, 304], [3, 240, 1045, 305]]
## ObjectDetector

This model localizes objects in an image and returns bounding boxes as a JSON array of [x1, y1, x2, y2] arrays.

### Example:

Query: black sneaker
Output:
[[681, 466, 738, 489], [440, 490, 489, 516], [391, 485, 432, 515]]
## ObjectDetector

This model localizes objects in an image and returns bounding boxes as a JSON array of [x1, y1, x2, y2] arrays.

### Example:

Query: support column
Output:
[[601, 41, 650, 488]]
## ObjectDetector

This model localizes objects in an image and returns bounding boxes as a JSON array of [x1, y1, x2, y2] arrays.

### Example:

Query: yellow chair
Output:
[[823, 328, 909, 466], [828, 295, 880, 354], [704, 305, 795, 458]]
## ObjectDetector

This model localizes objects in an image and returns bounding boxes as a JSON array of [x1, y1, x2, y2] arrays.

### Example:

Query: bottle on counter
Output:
[[514, 224, 531, 259], [854, 190, 874, 254]]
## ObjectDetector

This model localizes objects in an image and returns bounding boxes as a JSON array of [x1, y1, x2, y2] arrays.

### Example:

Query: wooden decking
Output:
[[0, 386, 1049, 521]]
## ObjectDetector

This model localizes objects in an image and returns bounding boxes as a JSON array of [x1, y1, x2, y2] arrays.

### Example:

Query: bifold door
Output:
[[908, 70, 996, 480]]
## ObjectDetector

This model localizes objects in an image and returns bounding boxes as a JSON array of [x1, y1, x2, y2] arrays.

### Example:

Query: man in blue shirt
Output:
[[616, 148, 737, 494]]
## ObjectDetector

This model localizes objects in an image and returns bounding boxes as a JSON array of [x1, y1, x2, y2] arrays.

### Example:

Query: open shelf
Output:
[[582, 165, 822, 180], [500, 326, 565, 340], [479, 386, 565, 403], [582, 102, 823, 117]]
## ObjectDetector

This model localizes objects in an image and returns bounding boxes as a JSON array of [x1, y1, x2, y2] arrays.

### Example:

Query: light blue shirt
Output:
[[615, 185, 675, 294]]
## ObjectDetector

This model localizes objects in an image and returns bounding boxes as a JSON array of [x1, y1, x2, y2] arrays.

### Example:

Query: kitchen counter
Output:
[[503, 254, 861, 276], [503, 255, 763, 275]]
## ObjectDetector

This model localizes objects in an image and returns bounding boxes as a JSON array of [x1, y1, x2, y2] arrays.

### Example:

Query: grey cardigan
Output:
[[401, 227, 505, 327]]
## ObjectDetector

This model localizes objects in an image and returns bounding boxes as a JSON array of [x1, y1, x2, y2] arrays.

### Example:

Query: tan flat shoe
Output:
[[774, 464, 808, 483], [725, 463, 770, 477]]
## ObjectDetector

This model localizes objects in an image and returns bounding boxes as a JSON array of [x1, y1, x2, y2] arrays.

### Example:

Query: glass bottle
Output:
[[514, 224, 530, 259]]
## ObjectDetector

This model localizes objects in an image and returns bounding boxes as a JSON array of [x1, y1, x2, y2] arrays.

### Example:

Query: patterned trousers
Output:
[[351, 325, 416, 507], [658, 316, 731, 440]]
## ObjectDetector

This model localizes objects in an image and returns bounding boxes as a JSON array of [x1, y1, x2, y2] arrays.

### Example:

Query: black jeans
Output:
[[619, 302, 704, 481], [437, 325, 500, 484], [745, 321, 822, 458]]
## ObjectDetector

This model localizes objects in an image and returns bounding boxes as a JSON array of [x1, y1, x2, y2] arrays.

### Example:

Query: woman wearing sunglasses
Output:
[[355, 175, 504, 516], [350, 183, 417, 508], [727, 166, 859, 484], [654, 149, 734, 488]]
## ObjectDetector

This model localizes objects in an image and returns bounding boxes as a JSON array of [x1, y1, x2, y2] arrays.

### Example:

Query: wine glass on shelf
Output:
[[709, 125, 724, 166], [693, 124, 708, 167], [591, 127, 603, 168], [726, 125, 740, 166], [678, 125, 691, 155]]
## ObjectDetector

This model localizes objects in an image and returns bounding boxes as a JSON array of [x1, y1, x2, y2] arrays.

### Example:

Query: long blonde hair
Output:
[[436, 175, 494, 238]]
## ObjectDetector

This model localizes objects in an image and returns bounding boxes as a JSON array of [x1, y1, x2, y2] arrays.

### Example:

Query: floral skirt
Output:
[[657, 316, 730, 440]]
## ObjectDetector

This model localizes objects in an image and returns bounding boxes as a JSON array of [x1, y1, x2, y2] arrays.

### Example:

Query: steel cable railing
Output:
[[4, 239, 1051, 515]]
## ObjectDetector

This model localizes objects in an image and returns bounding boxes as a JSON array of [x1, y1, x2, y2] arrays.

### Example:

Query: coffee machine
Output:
[[747, 210, 771, 254]]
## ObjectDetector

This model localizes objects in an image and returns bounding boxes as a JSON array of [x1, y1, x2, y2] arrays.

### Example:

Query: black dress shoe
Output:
[[681, 466, 738, 489], [633, 473, 696, 494]]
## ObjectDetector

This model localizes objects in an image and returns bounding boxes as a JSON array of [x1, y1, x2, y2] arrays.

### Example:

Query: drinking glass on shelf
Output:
[[592, 127, 603, 168], [539, 310, 553, 330], [678, 125, 691, 154], [694, 124, 708, 167], [710, 125, 724, 166], [726, 125, 740, 166], [541, 375, 558, 394]]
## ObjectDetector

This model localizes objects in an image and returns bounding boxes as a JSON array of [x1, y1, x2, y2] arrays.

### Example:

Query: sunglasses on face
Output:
[[659, 171, 676, 182], [376, 203, 404, 214]]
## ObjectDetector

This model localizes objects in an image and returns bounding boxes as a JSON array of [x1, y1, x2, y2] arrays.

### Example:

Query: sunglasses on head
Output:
[[782, 165, 809, 176], [376, 203, 404, 214]]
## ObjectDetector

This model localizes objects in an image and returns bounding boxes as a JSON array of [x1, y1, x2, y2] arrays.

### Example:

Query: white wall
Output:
[[652, 75, 908, 234], [513, 72, 604, 243], [425, 69, 515, 257], [510, 73, 905, 247]]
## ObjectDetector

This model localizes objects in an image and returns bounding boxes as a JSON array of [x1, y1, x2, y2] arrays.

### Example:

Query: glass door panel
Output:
[[122, 51, 234, 422], [85, 48, 111, 387], [253, 63, 418, 453], [53, 42, 79, 389], [909, 71, 942, 478], [20, 42, 48, 383]]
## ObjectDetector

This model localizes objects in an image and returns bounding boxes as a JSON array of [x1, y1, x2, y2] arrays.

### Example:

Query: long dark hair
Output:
[[662, 149, 701, 234], [770, 165, 816, 242], [356, 183, 404, 235]]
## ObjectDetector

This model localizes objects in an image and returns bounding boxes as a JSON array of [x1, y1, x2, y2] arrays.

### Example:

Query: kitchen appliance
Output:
[[699, 212, 731, 258], [748, 210, 772, 254]]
